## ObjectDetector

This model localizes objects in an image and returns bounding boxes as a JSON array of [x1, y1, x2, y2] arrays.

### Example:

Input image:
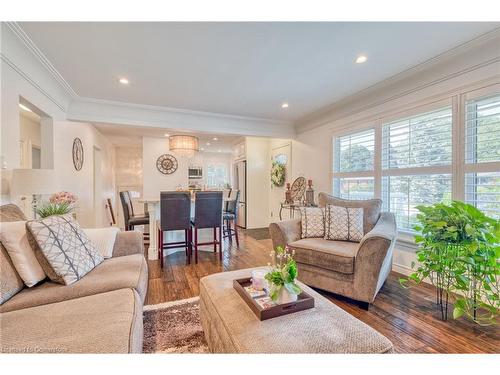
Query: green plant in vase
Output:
[[401, 201, 499, 325], [265, 245, 302, 304]]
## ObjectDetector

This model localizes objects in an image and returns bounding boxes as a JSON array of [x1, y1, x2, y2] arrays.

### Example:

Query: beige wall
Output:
[[245, 137, 270, 229], [19, 113, 41, 168]]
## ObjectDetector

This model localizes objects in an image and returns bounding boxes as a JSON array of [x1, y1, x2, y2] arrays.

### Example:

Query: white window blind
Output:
[[334, 129, 375, 173], [382, 107, 452, 169], [465, 172, 500, 219], [465, 94, 500, 164], [333, 129, 375, 199]]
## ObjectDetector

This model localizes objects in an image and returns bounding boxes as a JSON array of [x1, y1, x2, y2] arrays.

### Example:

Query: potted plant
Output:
[[36, 191, 78, 219], [265, 245, 302, 304], [401, 201, 499, 325]]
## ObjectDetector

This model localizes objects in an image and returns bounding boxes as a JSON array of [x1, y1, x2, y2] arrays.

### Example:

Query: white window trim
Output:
[[330, 80, 500, 244]]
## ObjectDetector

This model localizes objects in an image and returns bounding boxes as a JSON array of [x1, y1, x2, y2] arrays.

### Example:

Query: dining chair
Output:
[[119, 191, 150, 232], [191, 191, 223, 263], [157, 191, 192, 267], [223, 189, 240, 247]]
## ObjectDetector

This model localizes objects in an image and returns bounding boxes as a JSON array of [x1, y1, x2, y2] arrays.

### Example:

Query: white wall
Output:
[[19, 113, 41, 168], [291, 34, 500, 275], [245, 137, 270, 229]]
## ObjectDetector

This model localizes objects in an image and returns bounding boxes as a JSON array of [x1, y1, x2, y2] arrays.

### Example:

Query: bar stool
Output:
[[223, 189, 240, 247], [157, 191, 192, 267], [191, 191, 223, 264], [120, 191, 149, 231]]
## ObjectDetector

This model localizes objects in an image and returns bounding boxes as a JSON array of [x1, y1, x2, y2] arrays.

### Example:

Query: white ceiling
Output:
[[94, 122, 241, 152], [19, 22, 500, 122]]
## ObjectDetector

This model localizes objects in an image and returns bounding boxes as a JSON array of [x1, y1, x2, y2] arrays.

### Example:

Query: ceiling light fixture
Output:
[[218, 149, 222, 153], [164, 133, 170, 137], [118, 77, 130, 85], [206, 142, 211, 146], [200, 147, 205, 151], [213, 137, 218, 141], [355, 55, 367, 64], [281, 103, 289, 109], [169, 135, 199, 157], [19, 103, 33, 112]]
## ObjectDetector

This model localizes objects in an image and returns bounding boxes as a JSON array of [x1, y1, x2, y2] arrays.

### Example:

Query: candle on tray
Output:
[[251, 269, 267, 291]]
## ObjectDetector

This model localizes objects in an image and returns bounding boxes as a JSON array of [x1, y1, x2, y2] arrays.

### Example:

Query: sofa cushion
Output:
[[299, 207, 325, 238], [0, 245, 24, 305], [0, 288, 143, 353], [324, 205, 364, 242], [0, 204, 26, 222], [318, 193, 382, 233], [26, 214, 103, 285], [0, 253, 148, 313], [0, 221, 46, 287], [289, 238, 358, 274]]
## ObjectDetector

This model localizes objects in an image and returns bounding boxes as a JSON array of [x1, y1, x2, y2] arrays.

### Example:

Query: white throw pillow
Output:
[[325, 205, 364, 242], [83, 227, 120, 258], [0, 221, 46, 287], [299, 207, 325, 238]]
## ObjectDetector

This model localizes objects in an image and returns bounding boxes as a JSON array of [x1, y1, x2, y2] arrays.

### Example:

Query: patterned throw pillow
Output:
[[325, 205, 364, 242], [26, 215, 103, 285], [299, 207, 325, 238]]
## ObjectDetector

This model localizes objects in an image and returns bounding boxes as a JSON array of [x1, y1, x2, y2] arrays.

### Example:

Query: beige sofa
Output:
[[0, 204, 148, 353], [269, 193, 396, 308]]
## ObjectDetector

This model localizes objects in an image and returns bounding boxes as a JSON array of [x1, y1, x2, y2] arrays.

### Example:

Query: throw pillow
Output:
[[26, 215, 103, 285], [83, 227, 120, 258], [325, 205, 364, 242], [1, 245, 25, 304], [0, 221, 46, 287], [299, 207, 325, 238]]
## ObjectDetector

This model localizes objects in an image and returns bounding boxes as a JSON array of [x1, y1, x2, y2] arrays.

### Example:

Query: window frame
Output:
[[330, 82, 500, 239]]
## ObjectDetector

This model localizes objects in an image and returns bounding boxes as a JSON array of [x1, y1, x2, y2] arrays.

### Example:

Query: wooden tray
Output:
[[233, 277, 314, 321]]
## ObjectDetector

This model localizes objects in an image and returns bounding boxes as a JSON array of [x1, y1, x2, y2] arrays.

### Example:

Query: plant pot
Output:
[[276, 287, 298, 304]]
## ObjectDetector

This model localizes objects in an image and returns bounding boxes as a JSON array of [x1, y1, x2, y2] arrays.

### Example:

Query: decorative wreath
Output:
[[271, 160, 286, 187]]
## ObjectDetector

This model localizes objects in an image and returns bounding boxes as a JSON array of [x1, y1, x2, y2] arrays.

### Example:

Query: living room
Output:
[[1, 0, 499, 372]]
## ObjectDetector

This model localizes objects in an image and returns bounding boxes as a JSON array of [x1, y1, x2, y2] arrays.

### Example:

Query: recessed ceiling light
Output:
[[213, 137, 218, 141], [355, 55, 367, 64], [118, 77, 130, 85], [19, 103, 33, 112], [281, 103, 289, 109], [164, 133, 170, 137], [200, 147, 205, 151], [206, 142, 211, 146], [218, 149, 222, 153]]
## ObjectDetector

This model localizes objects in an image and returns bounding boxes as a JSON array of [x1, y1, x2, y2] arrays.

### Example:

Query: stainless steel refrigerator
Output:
[[234, 160, 246, 228]]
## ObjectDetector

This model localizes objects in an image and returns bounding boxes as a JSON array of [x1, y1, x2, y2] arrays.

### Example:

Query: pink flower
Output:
[[49, 191, 78, 205]]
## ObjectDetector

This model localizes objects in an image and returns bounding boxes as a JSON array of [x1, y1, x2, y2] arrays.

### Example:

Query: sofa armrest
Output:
[[112, 231, 144, 257], [269, 219, 301, 249], [354, 212, 397, 302]]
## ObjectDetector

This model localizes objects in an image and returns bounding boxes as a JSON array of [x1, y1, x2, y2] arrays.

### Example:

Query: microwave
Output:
[[188, 167, 203, 179]]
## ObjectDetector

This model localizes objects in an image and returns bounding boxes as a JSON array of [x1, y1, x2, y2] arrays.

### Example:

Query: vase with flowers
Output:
[[36, 191, 78, 218], [265, 245, 302, 304]]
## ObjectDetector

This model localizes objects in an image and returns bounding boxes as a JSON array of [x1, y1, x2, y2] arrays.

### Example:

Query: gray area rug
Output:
[[143, 297, 209, 353]]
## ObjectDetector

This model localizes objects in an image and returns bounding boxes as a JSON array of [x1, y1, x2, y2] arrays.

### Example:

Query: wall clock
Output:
[[156, 153, 178, 175], [72, 138, 84, 171]]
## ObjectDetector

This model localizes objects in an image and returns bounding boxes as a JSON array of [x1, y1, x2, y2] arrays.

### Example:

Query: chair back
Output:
[[160, 191, 192, 231], [126, 191, 136, 216], [119, 191, 132, 228], [194, 191, 223, 229], [226, 189, 240, 215]]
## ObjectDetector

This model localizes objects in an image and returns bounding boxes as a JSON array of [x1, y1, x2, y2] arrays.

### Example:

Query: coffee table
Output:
[[199, 268, 393, 353]]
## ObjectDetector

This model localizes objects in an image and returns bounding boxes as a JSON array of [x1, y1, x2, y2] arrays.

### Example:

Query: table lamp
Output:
[[11, 169, 58, 218]]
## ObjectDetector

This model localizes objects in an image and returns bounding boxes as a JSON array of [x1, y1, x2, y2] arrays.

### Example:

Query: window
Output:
[[381, 107, 453, 231], [206, 163, 229, 189], [333, 129, 375, 199], [464, 94, 500, 218]]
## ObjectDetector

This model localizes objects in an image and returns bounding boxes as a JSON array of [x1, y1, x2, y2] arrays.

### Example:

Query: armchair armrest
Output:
[[269, 219, 301, 249], [354, 212, 397, 303], [112, 231, 144, 257]]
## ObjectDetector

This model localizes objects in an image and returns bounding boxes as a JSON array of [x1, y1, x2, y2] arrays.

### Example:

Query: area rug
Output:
[[143, 297, 209, 353]]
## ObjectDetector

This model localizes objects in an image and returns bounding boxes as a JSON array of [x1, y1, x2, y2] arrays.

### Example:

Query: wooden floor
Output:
[[146, 231, 500, 353]]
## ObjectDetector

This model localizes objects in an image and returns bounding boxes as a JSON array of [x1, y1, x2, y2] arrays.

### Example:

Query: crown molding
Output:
[[67, 97, 295, 138], [6, 22, 78, 99], [295, 27, 500, 133]]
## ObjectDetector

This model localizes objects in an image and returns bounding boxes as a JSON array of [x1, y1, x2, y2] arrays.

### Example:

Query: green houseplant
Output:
[[401, 201, 499, 325], [265, 246, 302, 304]]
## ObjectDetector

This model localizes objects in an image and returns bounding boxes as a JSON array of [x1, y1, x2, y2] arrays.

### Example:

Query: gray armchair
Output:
[[269, 193, 397, 308]]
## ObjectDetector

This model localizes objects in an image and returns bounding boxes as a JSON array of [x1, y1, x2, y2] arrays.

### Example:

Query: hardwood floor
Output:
[[146, 232, 499, 353]]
